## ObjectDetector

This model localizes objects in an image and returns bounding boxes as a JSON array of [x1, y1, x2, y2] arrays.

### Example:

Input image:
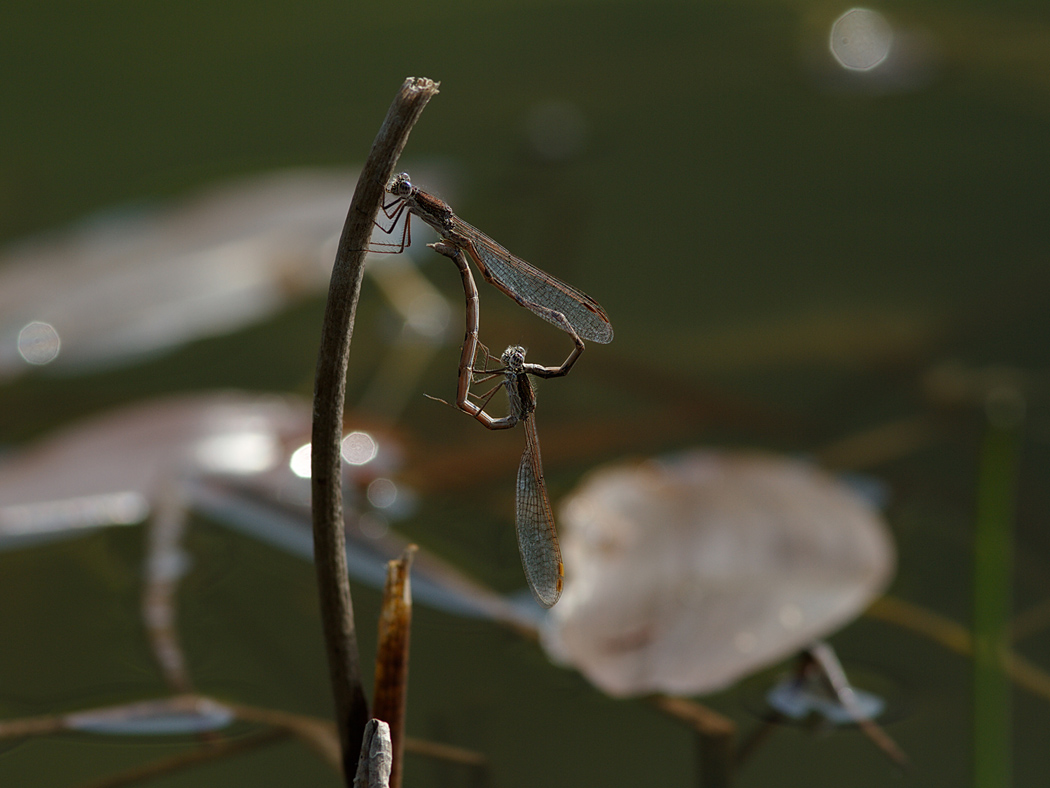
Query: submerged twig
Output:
[[806, 643, 908, 769], [74, 728, 290, 788], [403, 737, 487, 766], [651, 694, 736, 788], [141, 479, 195, 694], [868, 595, 1050, 704], [311, 76, 439, 782], [0, 695, 341, 772]]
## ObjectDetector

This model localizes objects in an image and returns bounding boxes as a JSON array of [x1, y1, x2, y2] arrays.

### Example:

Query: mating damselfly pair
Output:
[[371, 173, 613, 607]]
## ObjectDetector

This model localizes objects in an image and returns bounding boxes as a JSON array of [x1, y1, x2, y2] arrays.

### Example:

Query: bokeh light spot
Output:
[[341, 431, 378, 465], [289, 443, 312, 478], [358, 511, 390, 540], [17, 321, 61, 365], [830, 8, 893, 71], [194, 431, 279, 474], [367, 478, 398, 509]]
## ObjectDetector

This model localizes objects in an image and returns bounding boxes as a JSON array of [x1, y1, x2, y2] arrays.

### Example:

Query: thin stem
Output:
[[311, 76, 439, 783], [73, 729, 290, 788], [973, 392, 1023, 788]]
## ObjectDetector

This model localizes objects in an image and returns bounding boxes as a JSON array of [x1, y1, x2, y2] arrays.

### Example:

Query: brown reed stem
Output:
[[311, 76, 439, 783]]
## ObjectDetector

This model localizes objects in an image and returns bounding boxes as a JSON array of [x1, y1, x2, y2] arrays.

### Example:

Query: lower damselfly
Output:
[[429, 241, 579, 607]]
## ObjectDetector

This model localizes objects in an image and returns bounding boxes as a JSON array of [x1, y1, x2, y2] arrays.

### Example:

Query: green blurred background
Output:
[[2, 1, 1050, 786]]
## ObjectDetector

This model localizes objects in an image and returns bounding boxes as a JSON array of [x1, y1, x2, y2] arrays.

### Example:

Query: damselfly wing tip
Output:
[[531, 563, 564, 608], [535, 587, 561, 609]]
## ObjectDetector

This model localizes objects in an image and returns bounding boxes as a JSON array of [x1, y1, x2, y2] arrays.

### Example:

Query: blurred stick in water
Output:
[[0, 695, 342, 772], [651, 695, 736, 788], [73, 729, 290, 788], [743, 643, 907, 769], [868, 595, 1050, 704], [311, 76, 439, 782], [141, 481, 195, 694], [372, 546, 417, 788], [0, 691, 485, 781]]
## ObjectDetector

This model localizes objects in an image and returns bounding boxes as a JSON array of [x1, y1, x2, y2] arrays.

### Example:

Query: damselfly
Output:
[[375, 172, 613, 346], [429, 241, 577, 607]]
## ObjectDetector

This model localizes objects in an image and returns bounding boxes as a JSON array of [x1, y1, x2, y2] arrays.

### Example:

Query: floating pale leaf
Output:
[[0, 170, 355, 377], [0, 166, 455, 379], [542, 451, 895, 697], [0, 392, 536, 629], [0, 392, 310, 545]]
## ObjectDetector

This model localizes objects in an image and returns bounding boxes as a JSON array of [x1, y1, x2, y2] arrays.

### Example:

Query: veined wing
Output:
[[454, 218, 613, 344], [515, 415, 564, 607]]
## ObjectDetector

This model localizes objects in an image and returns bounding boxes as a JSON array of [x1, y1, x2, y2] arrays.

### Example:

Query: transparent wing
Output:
[[456, 219, 613, 344], [515, 416, 564, 607]]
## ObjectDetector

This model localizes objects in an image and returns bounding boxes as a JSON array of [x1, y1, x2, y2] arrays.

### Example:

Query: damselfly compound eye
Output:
[[389, 172, 413, 197], [502, 345, 527, 372]]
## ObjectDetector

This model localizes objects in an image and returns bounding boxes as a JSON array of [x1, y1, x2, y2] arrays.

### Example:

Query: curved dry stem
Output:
[[311, 76, 439, 783]]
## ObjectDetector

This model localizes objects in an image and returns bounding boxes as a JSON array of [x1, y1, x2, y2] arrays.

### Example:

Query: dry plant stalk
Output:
[[372, 545, 417, 788], [310, 76, 438, 782]]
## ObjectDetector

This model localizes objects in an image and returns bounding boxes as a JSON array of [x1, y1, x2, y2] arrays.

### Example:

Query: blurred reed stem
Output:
[[972, 391, 1024, 788]]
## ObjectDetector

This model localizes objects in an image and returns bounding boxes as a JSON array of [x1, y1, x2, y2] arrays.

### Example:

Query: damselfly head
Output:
[[501, 345, 527, 373], [388, 172, 413, 197]]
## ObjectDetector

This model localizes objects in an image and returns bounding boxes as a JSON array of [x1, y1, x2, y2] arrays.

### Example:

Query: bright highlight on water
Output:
[[830, 8, 894, 71]]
